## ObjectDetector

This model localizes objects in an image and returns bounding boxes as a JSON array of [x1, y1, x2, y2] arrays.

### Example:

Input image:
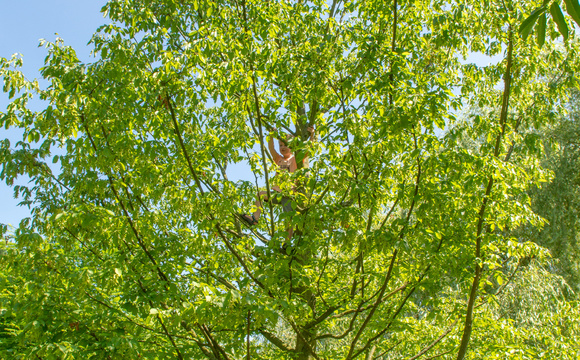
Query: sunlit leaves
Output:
[[519, 6, 546, 40], [519, 0, 580, 44], [2, 0, 580, 359]]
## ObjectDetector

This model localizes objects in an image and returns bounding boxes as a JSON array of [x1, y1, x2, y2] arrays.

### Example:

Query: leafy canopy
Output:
[[1, 0, 580, 359]]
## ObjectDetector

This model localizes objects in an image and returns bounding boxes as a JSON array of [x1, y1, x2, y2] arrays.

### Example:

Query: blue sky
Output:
[[1, 1, 108, 229]]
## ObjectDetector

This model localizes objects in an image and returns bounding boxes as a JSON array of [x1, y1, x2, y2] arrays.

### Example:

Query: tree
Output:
[[1, 0, 580, 359], [526, 91, 580, 292]]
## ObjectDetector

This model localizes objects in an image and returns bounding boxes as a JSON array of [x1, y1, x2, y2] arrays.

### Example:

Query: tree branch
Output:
[[166, 93, 206, 195], [214, 224, 270, 295], [259, 328, 292, 352], [456, 27, 514, 360], [346, 249, 398, 359], [408, 319, 459, 360]]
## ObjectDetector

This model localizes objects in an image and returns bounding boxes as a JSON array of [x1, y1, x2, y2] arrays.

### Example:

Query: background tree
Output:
[[526, 91, 580, 293], [2, 0, 580, 359]]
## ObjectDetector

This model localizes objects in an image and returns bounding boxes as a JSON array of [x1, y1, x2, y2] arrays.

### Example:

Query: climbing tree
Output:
[[2, 0, 580, 359]]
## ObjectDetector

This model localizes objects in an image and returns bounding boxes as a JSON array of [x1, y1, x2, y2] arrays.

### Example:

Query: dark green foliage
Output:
[[530, 94, 580, 293]]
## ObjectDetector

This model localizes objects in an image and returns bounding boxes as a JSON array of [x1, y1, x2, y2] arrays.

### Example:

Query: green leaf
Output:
[[551, 2, 569, 40], [519, 7, 545, 40], [537, 13, 547, 47], [56, 343, 67, 354], [564, 0, 580, 26]]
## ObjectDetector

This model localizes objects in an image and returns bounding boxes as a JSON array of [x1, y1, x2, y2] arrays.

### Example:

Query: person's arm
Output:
[[268, 131, 282, 163]]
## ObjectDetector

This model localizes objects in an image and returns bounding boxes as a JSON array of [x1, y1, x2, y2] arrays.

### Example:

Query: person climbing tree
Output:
[[240, 126, 315, 232]]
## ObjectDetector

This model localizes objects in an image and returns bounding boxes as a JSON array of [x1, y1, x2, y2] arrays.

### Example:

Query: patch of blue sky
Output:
[[0, 0, 108, 229]]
